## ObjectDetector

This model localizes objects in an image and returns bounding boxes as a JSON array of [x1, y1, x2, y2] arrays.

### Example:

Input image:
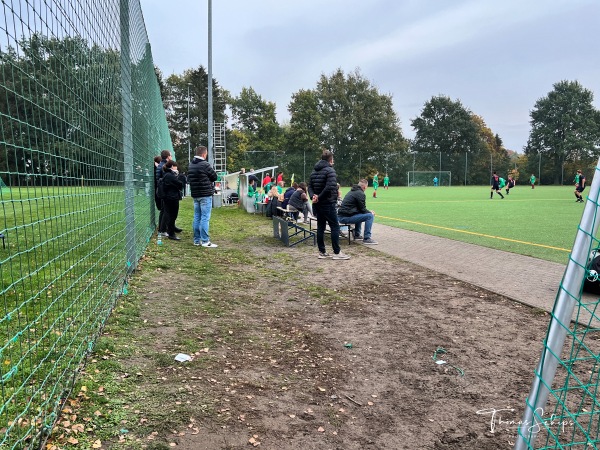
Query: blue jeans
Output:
[[339, 212, 374, 239], [193, 196, 213, 244], [313, 202, 340, 254]]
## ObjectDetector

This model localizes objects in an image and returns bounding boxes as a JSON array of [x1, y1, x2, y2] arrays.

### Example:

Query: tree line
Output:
[[164, 65, 600, 186], [1, 33, 599, 188]]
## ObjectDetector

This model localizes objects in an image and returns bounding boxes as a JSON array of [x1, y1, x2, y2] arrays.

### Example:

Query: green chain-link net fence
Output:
[[517, 164, 600, 449], [0, 0, 171, 447]]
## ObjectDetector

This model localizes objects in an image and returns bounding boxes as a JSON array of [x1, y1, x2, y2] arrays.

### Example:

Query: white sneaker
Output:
[[201, 241, 218, 248], [318, 252, 332, 259], [332, 252, 350, 260]]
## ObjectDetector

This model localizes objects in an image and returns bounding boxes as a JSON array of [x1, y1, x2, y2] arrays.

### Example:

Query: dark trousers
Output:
[[162, 199, 180, 236], [313, 202, 340, 254]]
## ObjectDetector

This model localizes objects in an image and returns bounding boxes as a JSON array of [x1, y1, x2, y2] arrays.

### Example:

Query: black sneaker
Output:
[[174, 226, 183, 233]]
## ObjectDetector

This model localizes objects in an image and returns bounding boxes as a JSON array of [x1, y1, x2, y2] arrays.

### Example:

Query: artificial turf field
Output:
[[347, 184, 591, 264]]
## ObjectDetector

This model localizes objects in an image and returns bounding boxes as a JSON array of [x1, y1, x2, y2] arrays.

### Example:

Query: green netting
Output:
[[517, 163, 600, 449], [0, 0, 171, 447]]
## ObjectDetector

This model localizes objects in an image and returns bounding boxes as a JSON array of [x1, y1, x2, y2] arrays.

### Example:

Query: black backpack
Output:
[[584, 249, 600, 294], [156, 177, 166, 200]]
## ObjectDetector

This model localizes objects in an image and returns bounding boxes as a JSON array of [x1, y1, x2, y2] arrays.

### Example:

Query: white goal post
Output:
[[407, 171, 451, 187]]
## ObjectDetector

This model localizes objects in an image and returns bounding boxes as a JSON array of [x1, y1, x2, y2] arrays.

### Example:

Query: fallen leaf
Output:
[[92, 439, 102, 448], [318, 426, 325, 432], [67, 437, 79, 444]]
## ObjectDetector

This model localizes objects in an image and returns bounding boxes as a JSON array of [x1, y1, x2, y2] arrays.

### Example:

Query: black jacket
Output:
[[281, 187, 295, 209], [288, 188, 306, 211], [188, 156, 217, 198], [338, 185, 368, 217], [308, 160, 338, 205], [162, 169, 183, 201]]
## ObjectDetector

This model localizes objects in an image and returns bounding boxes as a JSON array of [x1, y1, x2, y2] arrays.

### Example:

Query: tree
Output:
[[163, 66, 228, 171], [229, 87, 285, 171], [411, 96, 491, 185], [526, 80, 600, 184], [285, 89, 323, 182], [288, 68, 407, 185]]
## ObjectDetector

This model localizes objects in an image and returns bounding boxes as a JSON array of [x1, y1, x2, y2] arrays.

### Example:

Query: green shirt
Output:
[[383, 176, 389, 185], [530, 175, 536, 184]]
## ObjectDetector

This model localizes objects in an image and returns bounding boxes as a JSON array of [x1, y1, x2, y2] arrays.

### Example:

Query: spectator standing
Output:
[[338, 178, 378, 244], [155, 150, 172, 236], [262, 173, 271, 188], [188, 146, 218, 248], [308, 150, 350, 260], [161, 161, 183, 240], [574, 169, 586, 203], [179, 171, 188, 198]]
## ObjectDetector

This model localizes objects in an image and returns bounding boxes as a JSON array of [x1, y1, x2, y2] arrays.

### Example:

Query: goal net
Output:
[[0, 177, 9, 192], [515, 160, 600, 449], [407, 171, 451, 187]]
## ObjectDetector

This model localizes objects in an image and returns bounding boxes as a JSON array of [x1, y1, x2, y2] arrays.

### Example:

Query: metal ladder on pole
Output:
[[213, 122, 227, 202], [213, 122, 226, 175]]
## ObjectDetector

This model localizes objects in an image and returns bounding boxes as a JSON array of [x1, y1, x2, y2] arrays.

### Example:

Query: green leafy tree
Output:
[[229, 87, 285, 171], [285, 89, 323, 183], [471, 115, 510, 183], [411, 96, 490, 185], [288, 68, 406, 185], [164, 66, 228, 171], [526, 80, 600, 184]]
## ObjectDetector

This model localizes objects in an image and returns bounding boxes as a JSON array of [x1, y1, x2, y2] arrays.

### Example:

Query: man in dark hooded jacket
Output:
[[308, 150, 350, 260], [338, 179, 377, 244]]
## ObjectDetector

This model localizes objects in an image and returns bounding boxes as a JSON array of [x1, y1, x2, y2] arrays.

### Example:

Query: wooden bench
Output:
[[308, 217, 355, 245], [273, 216, 315, 247], [277, 206, 298, 222]]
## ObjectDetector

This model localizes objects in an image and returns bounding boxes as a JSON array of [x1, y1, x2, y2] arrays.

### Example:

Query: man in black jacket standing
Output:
[[338, 179, 378, 245], [308, 150, 350, 260], [188, 146, 218, 248]]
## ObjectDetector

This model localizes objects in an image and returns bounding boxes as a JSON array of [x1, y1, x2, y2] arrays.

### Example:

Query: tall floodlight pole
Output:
[[465, 152, 467, 186], [207, 0, 214, 167], [187, 83, 191, 164], [303, 150, 306, 182]]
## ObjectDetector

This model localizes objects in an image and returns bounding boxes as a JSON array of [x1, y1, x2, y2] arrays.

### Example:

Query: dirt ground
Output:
[[74, 215, 551, 450]]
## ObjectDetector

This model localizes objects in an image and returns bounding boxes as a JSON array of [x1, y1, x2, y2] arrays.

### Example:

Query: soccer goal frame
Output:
[[407, 171, 451, 187]]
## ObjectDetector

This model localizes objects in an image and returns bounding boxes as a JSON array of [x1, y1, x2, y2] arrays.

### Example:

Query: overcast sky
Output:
[[140, 0, 599, 153]]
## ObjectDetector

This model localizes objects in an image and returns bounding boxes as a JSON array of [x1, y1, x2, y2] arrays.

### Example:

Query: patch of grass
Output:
[[305, 285, 345, 304]]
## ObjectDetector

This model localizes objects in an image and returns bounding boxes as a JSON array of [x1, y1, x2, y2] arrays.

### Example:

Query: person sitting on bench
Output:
[[287, 182, 313, 223], [337, 178, 378, 245]]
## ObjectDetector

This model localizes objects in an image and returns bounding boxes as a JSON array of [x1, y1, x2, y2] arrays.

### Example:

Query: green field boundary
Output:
[[378, 214, 571, 253]]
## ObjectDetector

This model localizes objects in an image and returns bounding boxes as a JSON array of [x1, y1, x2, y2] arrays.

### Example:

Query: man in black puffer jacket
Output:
[[188, 146, 218, 248], [308, 150, 350, 260]]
